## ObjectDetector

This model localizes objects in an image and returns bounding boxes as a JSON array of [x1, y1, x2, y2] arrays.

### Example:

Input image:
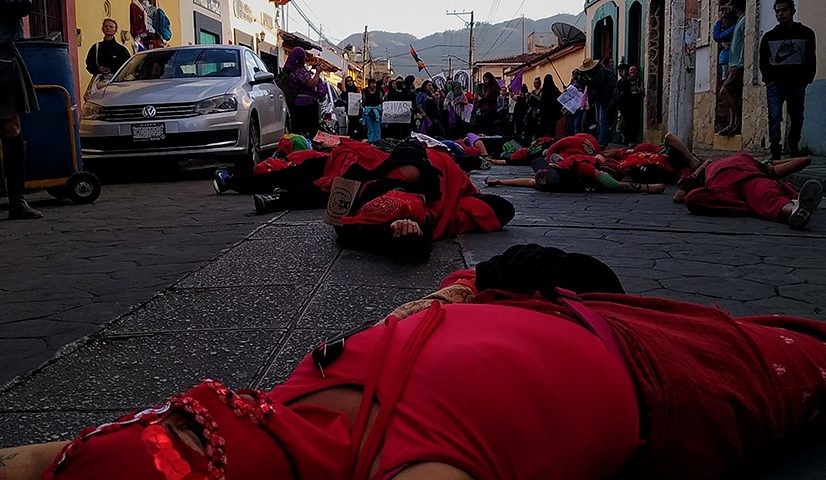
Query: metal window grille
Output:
[[29, 0, 64, 39]]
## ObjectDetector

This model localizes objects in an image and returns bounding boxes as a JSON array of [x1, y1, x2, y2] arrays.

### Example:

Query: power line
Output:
[[479, 0, 527, 60]]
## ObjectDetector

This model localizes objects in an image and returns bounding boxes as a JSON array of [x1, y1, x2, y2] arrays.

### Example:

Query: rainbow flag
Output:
[[409, 45, 426, 71]]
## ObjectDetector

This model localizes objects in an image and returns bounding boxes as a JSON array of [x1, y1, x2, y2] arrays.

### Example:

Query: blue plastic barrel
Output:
[[16, 41, 83, 181]]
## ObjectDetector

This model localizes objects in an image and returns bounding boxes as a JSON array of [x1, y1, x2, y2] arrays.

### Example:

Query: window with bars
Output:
[[29, 0, 64, 39]]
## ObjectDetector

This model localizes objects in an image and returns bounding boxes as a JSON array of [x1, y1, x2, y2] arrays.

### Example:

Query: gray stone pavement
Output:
[[1, 166, 825, 477]]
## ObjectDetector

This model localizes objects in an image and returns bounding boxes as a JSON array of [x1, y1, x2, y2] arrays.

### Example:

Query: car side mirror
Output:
[[251, 71, 275, 85], [334, 99, 346, 108]]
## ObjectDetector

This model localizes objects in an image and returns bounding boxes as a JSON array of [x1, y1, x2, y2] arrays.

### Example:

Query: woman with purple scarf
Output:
[[283, 47, 322, 138]]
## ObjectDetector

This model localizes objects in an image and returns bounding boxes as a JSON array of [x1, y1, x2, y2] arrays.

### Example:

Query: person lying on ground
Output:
[[676, 153, 822, 229], [603, 132, 703, 184], [335, 140, 514, 260], [8, 244, 826, 480], [485, 150, 666, 194]]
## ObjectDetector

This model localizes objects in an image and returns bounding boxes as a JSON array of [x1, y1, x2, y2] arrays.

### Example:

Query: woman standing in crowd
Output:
[[283, 47, 322, 139], [538, 74, 563, 139], [713, 4, 738, 81], [417, 80, 444, 137], [340, 76, 363, 139], [477, 72, 500, 135], [617, 65, 645, 145], [512, 84, 529, 143], [362, 78, 383, 142]]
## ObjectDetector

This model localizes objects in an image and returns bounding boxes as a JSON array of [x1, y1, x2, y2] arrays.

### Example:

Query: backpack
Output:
[[276, 68, 297, 105], [155, 8, 172, 41]]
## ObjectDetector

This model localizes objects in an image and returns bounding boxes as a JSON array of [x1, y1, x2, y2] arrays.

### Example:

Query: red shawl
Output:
[[425, 148, 501, 239], [314, 139, 390, 192]]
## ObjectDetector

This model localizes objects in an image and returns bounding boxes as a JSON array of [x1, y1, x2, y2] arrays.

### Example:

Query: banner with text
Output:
[[381, 101, 413, 124]]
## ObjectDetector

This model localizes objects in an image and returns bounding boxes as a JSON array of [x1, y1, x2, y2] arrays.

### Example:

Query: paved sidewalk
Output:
[[1, 167, 825, 477]]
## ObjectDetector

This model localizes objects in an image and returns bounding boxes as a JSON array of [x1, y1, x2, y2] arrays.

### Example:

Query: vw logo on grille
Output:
[[142, 105, 157, 119]]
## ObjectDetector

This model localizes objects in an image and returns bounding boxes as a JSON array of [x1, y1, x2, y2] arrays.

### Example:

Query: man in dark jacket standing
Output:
[[0, 0, 42, 219], [85, 18, 131, 76], [581, 58, 617, 149], [759, 0, 817, 160]]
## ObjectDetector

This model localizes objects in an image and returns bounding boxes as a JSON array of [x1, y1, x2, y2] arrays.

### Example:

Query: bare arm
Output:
[[305, 68, 321, 89], [0, 442, 67, 480]]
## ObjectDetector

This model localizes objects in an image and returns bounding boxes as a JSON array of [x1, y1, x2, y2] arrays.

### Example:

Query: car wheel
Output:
[[236, 116, 260, 174]]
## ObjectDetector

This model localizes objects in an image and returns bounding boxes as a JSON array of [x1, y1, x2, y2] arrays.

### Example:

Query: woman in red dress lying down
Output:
[[3, 244, 826, 480]]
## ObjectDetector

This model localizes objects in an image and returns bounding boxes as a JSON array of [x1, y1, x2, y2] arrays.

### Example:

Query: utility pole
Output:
[[448, 57, 452, 78], [362, 26, 368, 88], [522, 15, 525, 54], [446, 10, 474, 77]]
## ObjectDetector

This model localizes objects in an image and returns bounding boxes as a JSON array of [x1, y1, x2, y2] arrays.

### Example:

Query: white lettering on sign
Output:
[[381, 101, 412, 124], [233, 0, 255, 23]]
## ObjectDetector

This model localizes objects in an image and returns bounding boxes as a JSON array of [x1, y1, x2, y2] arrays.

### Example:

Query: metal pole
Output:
[[362, 26, 368, 88], [522, 15, 525, 54], [469, 11, 474, 80]]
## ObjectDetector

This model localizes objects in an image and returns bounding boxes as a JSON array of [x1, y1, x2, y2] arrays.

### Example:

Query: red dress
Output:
[[684, 153, 797, 220]]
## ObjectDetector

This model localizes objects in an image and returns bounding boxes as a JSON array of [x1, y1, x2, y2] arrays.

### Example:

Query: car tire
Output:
[[236, 116, 260, 174]]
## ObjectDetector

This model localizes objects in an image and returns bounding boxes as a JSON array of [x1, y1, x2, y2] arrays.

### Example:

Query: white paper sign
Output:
[[381, 101, 412, 124], [347, 94, 361, 116], [558, 85, 584, 114]]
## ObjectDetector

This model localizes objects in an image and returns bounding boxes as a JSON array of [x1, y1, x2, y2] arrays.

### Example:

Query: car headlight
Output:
[[195, 95, 238, 115], [81, 102, 103, 120]]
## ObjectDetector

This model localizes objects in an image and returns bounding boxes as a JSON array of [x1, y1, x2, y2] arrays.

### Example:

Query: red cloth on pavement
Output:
[[444, 272, 826, 479], [426, 148, 501, 238], [340, 190, 427, 226], [546, 133, 601, 158], [684, 153, 796, 221], [314, 138, 390, 192]]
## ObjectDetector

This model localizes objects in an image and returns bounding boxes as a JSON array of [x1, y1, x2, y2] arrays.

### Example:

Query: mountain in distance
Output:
[[337, 13, 584, 77]]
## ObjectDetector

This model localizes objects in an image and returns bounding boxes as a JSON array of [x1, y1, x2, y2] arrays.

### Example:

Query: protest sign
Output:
[[323, 177, 362, 225], [558, 84, 584, 114], [382, 101, 413, 124], [347, 94, 361, 116]]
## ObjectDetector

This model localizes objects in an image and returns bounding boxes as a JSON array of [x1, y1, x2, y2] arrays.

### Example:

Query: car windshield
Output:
[[113, 49, 241, 82]]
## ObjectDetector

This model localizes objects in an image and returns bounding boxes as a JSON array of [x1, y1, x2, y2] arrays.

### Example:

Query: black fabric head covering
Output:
[[475, 194, 515, 227], [475, 244, 625, 295], [345, 139, 444, 208], [404, 75, 416, 89]]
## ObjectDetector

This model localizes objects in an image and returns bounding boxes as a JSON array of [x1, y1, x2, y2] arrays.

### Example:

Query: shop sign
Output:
[[233, 0, 255, 23], [261, 12, 274, 31], [193, 0, 221, 15]]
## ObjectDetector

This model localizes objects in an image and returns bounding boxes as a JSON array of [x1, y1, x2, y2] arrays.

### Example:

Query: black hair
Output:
[[475, 244, 625, 295], [475, 194, 515, 227], [773, 0, 795, 12]]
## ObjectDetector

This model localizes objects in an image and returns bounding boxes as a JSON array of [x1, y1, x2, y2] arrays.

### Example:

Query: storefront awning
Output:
[[279, 31, 321, 52]]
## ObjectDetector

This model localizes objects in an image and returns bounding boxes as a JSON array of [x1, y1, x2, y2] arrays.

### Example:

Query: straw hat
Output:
[[579, 58, 600, 72]]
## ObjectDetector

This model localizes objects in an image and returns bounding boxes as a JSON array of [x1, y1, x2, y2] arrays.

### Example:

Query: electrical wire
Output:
[[479, 0, 527, 60]]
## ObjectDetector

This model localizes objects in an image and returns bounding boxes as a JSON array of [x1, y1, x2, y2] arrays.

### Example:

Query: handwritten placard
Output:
[[347, 94, 361, 116], [381, 101, 412, 124], [558, 84, 584, 114]]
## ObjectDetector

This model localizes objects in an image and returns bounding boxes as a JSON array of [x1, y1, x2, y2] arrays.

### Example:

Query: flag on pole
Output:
[[409, 44, 426, 71], [509, 67, 525, 93]]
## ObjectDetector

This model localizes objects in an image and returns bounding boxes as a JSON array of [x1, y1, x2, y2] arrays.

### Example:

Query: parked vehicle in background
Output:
[[319, 81, 348, 136], [80, 45, 288, 172]]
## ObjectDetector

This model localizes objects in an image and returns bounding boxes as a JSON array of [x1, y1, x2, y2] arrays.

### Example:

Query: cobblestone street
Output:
[[1, 166, 825, 477]]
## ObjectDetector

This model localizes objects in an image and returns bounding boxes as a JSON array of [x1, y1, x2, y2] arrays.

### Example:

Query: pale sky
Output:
[[283, 0, 585, 45]]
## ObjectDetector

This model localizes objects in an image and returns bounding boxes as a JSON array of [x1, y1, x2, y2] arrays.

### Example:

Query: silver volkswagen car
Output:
[[80, 45, 288, 171]]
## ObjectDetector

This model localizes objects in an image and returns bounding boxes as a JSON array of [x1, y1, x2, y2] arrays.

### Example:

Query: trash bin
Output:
[[15, 40, 101, 204]]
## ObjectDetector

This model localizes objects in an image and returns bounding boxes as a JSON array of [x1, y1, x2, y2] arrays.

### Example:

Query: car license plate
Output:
[[131, 123, 165, 141]]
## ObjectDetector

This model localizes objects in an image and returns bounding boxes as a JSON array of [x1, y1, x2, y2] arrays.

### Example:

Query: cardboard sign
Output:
[[347, 94, 361, 116], [381, 101, 412, 124], [323, 177, 362, 225], [313, 131, 344, 148], [558, 84, 584, 114]]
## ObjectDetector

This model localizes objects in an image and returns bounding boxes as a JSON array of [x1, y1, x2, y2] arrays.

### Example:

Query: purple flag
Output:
[[509, 68, 524, 92]]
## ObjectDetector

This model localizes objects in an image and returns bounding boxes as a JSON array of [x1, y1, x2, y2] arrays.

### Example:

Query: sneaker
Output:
[[213, 169, 231, 195], [788, 180, 823, 230]]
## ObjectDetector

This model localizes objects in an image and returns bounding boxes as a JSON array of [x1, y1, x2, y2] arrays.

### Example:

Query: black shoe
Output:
[[8, 199, 43, 220], [788, 180, 823, 230], [253, 188, 289, 215]]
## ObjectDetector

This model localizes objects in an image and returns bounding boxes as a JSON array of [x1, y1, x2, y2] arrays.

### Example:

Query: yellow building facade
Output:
[[75, 0, 182, 101]]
